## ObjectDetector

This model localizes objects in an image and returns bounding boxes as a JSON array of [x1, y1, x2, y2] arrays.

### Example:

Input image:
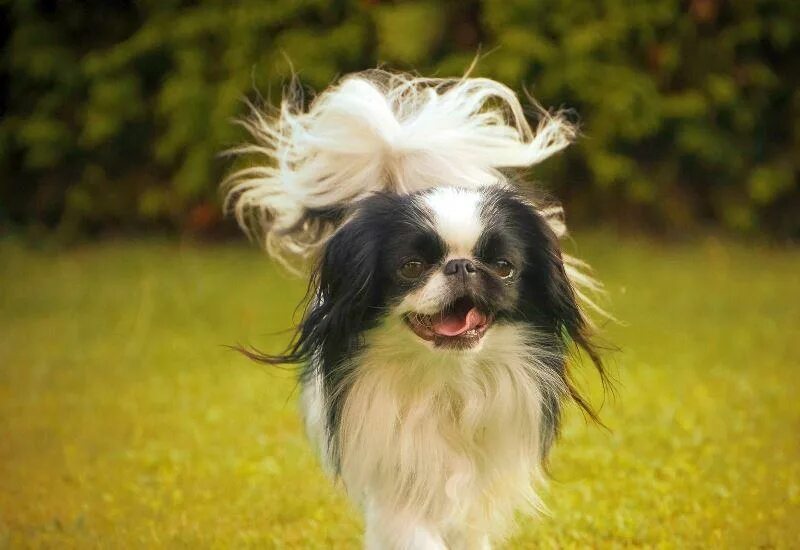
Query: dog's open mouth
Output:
[[403, 296, 493, 349]]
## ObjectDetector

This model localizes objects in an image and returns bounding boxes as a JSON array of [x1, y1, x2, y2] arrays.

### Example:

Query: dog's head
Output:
[[313, 186, 589, 356], [225, 71, 608, 425]]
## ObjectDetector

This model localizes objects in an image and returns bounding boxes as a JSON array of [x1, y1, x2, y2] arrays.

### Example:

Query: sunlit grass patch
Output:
[[1, 235, 798, 547]]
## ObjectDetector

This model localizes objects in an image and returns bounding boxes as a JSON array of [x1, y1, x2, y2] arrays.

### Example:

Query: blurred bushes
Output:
[[1, 0, 798, 237]]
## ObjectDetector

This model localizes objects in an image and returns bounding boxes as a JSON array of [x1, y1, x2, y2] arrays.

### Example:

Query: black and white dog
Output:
[[224, 71, 608, 549]]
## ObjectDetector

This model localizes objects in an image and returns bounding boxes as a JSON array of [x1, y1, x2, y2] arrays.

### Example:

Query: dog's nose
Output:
[[443, 258, 477, 277]]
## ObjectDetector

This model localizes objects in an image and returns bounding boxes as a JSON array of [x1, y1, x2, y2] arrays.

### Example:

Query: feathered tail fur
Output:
[[222, 70, 576, 266]]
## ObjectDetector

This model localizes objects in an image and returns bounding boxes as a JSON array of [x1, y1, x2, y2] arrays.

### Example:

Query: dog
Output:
[[223, 70, 608, 549]]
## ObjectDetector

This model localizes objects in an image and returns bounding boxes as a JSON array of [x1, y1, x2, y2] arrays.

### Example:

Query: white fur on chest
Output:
[[302, 321, 566, 546]]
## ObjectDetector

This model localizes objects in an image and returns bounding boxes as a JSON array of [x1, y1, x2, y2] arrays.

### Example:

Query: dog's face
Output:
[[311, 186, 584, 357], [385, 187, 529, 351]]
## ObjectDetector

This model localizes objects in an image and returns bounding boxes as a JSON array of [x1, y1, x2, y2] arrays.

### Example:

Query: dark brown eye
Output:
[[493, 259, 515, 279], [399, 259, 426, 279]]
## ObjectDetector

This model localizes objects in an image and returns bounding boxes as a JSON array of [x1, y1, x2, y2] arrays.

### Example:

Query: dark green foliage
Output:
[[1, 0, 798, 236]]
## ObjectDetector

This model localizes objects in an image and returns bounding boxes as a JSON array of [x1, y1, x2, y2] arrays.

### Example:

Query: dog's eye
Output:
[[492, 259, 515, 279], [399, 259, 426, 280]]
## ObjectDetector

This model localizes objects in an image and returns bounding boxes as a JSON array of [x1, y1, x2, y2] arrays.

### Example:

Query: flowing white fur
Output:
[[223, 71, 576, 265], [302, 319, 568, 549]]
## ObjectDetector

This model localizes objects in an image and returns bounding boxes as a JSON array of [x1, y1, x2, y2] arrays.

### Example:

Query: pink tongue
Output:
[[432, 308, 487, 337]]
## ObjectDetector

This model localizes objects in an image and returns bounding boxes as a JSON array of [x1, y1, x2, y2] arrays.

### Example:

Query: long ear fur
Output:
[[233, 205, 387, 462], [222, 70, 575, 266], [541, 241, 611, 424], [492, 189, 611, 422]]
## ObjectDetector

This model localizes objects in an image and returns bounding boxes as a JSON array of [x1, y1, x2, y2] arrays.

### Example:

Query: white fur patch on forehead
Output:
[[421, 187, 484, 256]]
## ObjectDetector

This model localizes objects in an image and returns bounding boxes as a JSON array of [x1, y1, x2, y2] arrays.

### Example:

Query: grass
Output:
[[1, 234, 798, 548]]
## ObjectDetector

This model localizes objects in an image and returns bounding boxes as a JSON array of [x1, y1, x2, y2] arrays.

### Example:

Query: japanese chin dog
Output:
[[222, 70, 609, 549]]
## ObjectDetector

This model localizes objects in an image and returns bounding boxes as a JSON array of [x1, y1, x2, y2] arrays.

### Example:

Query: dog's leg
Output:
[[364, 499, 446, 550]]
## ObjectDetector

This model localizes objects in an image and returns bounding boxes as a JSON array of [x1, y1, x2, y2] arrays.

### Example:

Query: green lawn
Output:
[[1, 235, 798, 548]]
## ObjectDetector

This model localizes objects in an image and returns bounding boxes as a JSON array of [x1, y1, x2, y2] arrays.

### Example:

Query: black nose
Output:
[[443, 258, 476, 277]]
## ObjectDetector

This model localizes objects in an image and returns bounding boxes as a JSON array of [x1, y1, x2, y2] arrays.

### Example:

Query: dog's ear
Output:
[[303, 211, 387, 463], [539, 239, 610, 423], [501, 194, 609, 422], [516, 208, 585, 337], [309, 213, 384, 364], [237, 203, 384, 367]]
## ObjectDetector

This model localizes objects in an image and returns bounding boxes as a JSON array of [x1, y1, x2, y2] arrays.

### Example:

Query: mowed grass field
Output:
[[1, 234, 798, 548]]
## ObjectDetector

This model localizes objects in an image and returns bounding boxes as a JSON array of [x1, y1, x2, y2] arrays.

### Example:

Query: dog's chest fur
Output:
[[302, 322, 564, 539]]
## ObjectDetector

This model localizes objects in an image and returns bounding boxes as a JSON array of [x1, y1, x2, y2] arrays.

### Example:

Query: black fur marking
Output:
[[479, 187, 609, 451], [235, 193, 443, 468]]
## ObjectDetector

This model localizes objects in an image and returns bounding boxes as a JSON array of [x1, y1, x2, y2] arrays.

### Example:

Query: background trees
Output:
[[2, 0, 797, 237]]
